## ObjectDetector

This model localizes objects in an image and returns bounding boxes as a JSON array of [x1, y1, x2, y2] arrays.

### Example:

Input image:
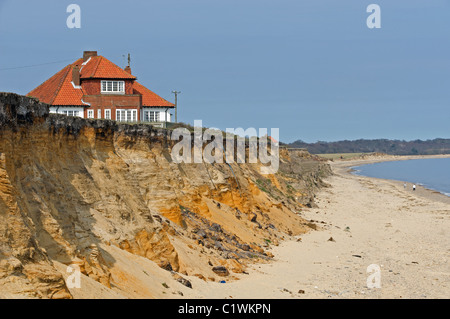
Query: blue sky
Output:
[[0, 0, 449, 143]]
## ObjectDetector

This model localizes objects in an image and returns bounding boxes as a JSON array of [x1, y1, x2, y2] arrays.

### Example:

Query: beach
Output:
[[183, 156, 450, 299]]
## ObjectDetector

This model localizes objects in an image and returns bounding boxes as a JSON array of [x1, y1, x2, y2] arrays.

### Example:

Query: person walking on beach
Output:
[[413, 184, 416, 191], [404, 182, 407, 189]]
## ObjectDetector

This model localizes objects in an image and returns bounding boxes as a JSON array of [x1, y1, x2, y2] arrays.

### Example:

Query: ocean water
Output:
[[351, 158, 450, 197]]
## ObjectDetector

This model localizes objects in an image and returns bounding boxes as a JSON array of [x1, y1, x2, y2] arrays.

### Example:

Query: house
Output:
[[27, 51, 175, 127]]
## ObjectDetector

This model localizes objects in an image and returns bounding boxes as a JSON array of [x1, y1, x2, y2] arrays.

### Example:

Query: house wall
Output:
[[50, 106, 85, 118], [83, 94, 141, 121], [48, 80, 172, 123], [49, 105, 173, 123], [141, 108, 172, 123]]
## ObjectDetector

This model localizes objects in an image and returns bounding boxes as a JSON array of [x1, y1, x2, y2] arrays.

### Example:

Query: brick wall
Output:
[[83, 94, 141, 121]]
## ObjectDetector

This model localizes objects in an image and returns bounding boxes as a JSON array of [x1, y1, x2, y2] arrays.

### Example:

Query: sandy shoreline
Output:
[[342, 154, 450, 205], [182, 155, 450, 299]]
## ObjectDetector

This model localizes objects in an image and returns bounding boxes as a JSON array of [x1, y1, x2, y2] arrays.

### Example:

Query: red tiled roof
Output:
[[27, 64, 85, 106], [133, 81, 175, 108], [80, 56, 136, 79], [27, 53, 172, 107]]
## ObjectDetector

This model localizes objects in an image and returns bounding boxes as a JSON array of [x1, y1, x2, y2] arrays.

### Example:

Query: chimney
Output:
[[124, 53, 131, 74], [72, 65, 80, 86], [83, 50, 97, 61]]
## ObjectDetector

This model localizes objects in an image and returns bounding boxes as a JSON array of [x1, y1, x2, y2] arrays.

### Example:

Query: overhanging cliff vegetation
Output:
[[0, 93, 331, 299]]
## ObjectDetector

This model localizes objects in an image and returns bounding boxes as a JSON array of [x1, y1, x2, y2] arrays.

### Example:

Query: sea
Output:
[[351, 157, 450, 197]]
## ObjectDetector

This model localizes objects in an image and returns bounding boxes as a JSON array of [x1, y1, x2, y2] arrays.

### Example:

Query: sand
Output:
[[182, 156, 450, 299]]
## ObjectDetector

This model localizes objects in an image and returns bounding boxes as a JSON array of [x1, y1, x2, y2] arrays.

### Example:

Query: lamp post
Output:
[[172, 90, 181, 123]]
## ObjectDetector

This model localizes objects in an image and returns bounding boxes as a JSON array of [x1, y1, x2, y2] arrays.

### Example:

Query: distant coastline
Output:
[[284, 138, 450, 156], [342, 154, 450, 205]]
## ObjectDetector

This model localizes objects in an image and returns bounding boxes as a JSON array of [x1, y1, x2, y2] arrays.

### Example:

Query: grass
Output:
[[316, 152, 368, 160], [255, 178, 271, 193], [285, 183, 295, 193]]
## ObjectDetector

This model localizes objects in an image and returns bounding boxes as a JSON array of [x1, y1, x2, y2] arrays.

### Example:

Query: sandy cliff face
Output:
[[0, 93, 331, 298]]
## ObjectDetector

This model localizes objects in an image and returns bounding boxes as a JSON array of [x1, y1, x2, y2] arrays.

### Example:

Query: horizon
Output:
[[286, 136, 450, 144], [0, 0, 449, 143]]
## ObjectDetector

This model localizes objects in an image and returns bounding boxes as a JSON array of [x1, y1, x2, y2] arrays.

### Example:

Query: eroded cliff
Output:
[[0, 93, 331, 298]]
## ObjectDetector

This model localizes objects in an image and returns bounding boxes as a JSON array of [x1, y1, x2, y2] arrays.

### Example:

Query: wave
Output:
[[353, 158, 450, 198], [349, 167, 362, 175]]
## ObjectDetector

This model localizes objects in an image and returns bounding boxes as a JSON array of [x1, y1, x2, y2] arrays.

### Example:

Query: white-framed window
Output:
[[87, 110, 94, 119], [143, 110, 160, 122], [105, 109, 111, 120], [101, 80, 125, 93], [98, 109, 102, 119], [62, 110, 79, 117], [116, 109, 137, 122]]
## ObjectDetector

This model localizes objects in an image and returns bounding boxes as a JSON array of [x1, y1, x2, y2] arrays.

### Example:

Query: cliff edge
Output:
[[0, 93, 331, 298]]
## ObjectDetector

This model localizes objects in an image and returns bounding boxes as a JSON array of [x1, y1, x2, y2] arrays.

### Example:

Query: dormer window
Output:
[[101, 80, 125, 93]]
